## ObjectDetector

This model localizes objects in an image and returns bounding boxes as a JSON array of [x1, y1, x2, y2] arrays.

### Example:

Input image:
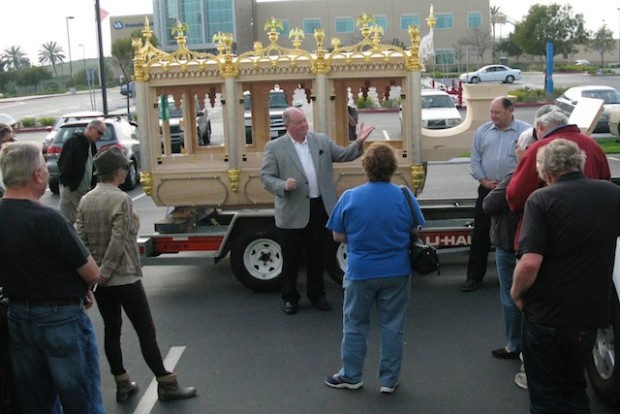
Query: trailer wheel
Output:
[[231, 229, 282, 292], [325, 241, 346, 287], [586, 298, 620, 407]]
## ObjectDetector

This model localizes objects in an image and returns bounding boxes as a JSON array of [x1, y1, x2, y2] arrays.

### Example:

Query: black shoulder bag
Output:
[[401, 186, 440, 275]]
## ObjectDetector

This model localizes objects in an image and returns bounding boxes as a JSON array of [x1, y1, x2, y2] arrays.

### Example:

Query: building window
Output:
[[335, 17, 354, 33], [374, 15, 388, 31], [303, 18, 322, 35], [161, 0, 234, 48], [435, 49, 454, 65], [468, 12, 482, 29], [435, 13, 453, 29], [184, 0, 204, 44], [400, 14, 420, 31], [205, 0, 234, 40]]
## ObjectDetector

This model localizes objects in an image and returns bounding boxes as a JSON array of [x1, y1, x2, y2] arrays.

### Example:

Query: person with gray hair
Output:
[[511, 138, 620, 412], [0, 122, 16, 197], [482, 127, 536, 362], [506, 104, 610, 217], [58, 118, 106, 223], [0, 142, 104, 413]]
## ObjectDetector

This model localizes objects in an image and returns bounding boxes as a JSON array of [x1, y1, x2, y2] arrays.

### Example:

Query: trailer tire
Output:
[[230, 228, 282, 292], [325, 240, 346, 287], [586, 297, 620, 407]]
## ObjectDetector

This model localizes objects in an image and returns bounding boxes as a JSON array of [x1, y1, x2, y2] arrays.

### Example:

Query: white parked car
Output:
[[555, 85, 620, 133], [400, 89, 463, 130], [459, 64, 522, 84]]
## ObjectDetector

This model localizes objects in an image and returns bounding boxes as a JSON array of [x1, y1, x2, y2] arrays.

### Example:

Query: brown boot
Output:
[[157, 373, 197, 401], [114, 372, 139, 402]]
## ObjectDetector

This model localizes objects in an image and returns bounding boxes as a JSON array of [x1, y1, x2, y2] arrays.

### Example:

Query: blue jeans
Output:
[[495, 247, 522, 353], [523, 318, 596, 414], [8, 302, 104, 414], [339, 275, 410, 387]]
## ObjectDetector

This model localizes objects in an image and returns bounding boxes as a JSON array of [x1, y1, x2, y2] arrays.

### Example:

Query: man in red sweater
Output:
[[506, 105, 610, 229]]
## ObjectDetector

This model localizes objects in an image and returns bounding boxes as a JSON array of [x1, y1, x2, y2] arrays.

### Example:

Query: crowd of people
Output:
[[1, 93, 618, 412]]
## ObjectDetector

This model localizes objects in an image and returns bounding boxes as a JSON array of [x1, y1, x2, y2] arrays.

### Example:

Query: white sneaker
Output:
[[380, 381, 400, 394], [514, 372, 528, 390]]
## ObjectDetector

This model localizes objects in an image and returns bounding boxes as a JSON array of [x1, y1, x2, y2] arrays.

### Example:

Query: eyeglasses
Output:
[[96, 129, 105, 137]]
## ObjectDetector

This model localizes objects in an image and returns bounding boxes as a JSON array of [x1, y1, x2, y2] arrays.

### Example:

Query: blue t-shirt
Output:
[[327, 182, 426, 280]]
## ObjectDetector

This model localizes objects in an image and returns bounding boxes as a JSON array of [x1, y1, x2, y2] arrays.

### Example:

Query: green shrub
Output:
[[356, 96, 375, 108], [510, 87, 566, 103], [20, 117, 36, 127], [38, 117, 56, 127]]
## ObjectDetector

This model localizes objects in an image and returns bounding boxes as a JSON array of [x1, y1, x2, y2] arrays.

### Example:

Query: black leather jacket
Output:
[[58, 132, 97, 191]]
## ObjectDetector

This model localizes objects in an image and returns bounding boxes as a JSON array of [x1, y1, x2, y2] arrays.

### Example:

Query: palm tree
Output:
[[39, 41, 65, 77], [2, 46, 30, 71], [490, 6, 507, 59]]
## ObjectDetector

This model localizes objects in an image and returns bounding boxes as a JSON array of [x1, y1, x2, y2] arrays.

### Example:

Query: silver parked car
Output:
[[459, 64, 522, 84], [45, 117, 140, 194]]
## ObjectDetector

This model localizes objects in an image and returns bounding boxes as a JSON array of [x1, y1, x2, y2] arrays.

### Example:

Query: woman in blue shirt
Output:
[[324, 142, 425, 394]]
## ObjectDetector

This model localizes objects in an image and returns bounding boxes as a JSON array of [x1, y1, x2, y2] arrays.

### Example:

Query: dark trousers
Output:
[[95, 280, 169, 378], [466, 185, 492, 281], [523, 318, 596, 414], [278, 197, 329, 303]]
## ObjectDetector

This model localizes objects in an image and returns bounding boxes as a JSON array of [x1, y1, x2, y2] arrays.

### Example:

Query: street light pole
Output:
[[617, 8, 620, 63], [66, 16, 74, 81], [78, 43, 86, 84]]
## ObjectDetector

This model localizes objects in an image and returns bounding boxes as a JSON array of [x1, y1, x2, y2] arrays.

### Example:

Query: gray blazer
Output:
[[260, 132, 363, 229]]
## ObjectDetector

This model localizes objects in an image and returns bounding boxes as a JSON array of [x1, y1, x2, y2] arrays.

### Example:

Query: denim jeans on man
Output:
[[340, 275, 410, 388], [495, 247, 522, 352], [523, 318, 596, 414], [8, 302, 104, 414]]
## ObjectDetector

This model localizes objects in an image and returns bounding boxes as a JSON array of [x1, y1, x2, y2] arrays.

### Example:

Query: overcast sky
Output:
[[0, 0, 616, 64]]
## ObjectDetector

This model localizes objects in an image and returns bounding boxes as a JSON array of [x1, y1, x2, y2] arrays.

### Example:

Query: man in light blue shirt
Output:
[[462, 96, 530, 293]]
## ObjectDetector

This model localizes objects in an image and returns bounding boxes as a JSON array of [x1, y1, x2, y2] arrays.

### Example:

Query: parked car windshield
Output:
[[582, 89, 620, 104], [422, 94, 455, 109], [243, 91, 289, 110]]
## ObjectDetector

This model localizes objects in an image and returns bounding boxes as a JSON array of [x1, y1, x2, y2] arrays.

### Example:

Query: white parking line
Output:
[[132, 346, 187, 414], [132, 192, 146, 202], [608, 156, 620, 163]]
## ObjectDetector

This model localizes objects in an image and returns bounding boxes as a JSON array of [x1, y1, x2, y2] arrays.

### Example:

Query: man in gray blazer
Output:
[[261, 107, 375, 314]]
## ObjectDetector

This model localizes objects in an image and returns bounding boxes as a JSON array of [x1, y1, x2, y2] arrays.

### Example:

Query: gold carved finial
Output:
[[313, 28, 325, 50], [289, 28, 305, 49], [227, 168, 240, 192], [356, 12, 375, 39], [264, 17, 283, 43], [331, 37, 341, 50], [407, 25, 423, 70], [140, 172, 153, 196], [142, 17, 154, 43], [171, 21, 189, 38], [410, 164, 427, 195], [426, 4, 436, 30]]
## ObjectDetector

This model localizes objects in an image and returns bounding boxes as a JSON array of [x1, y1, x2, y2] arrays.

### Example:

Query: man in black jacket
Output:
[[58, 119, 104, 222]]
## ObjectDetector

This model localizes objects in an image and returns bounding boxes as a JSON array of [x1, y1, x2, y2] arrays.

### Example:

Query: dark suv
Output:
[[160, 101, 210, 152], [244, 90, 293, 143], [45, 116, 141, 194]]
